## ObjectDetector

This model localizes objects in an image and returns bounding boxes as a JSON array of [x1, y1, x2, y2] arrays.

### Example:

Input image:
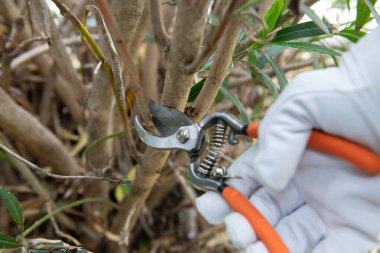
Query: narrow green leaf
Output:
[[355, 0, 378, 31], [337, 28, 367, 43], [300, 3, 331, 34], [0, 187, 23, 226], [363, 0, 380, 23], [271, 41, 341, 56], [245, 62, 278, 96], [219, 85, 250, 124], [256, 46, 284, 68], [272, 21, 326, 42], [257, 70, 278, 96], [187, 78, 206, 102], [263, 0, 285, 35], [252, 93, 265, 118], [262, 53, 288, 90], [84, 130, 126, 169], [0, 232, 19, 249], [312, 53, 320, 69], [22, 198, 116, 237], [233, 0, 263, 14]]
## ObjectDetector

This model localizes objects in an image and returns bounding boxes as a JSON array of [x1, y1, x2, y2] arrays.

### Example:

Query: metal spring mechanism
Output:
[[198, 121, 228, 177]]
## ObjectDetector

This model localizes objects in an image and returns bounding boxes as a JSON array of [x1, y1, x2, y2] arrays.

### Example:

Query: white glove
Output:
[[196, 26, 380, 253]]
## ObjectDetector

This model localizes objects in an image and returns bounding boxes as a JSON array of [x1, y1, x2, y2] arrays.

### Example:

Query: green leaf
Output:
[[219, 85, 250, 124], [256, 46, 284, 68], [84, 130, 125, 169], [0, 232, 19, 249], [337, 28, 367, 43], [355, 0, 378, 31], [271, 41, 341, 56], [272, 21, 326, 42], [262, 53, 288, 90], [263, 0, 285, 36], [300, 3, 331, 34], [22, 198, 116, 237], [257, 70, 278, 96], [363, 0, 380, 22], [252, 93, 265, 118], [0, 186, 23, 226], [188, 78, 206, 102], [233, 0, 263, 14]]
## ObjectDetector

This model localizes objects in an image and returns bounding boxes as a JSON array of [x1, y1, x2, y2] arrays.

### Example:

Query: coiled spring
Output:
[[198, 121, 228, 177]]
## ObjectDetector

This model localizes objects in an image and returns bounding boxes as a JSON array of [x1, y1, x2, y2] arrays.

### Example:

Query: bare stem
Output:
[[96, 0, 155, 133], [148, 0, 170, 55], [185, 0, 239, 74], [192, 0, 246, 121], [0, 144, 131, 184]]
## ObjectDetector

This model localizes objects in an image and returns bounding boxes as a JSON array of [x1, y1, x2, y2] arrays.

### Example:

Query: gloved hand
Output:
[[196, 26, 380, 253]]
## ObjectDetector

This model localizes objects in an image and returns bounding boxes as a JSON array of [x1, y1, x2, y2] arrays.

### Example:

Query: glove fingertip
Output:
[[225, 212, 257, 249], [195, 192, 231, 225], [245, 242, 268, 253]]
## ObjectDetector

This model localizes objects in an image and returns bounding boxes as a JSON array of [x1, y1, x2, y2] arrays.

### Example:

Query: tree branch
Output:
[[191, 1, 246, 121], [148, 0, 170, 55], [185, 0, 239, 74], [0, 143, 130, 184], [95, 0, 155, 132], [111, 0, 147, 46], [0, 87, 81, 175], [161, 0, 212, 110]]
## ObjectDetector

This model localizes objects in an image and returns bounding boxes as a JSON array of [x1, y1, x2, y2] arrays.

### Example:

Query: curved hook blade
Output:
[[149, 100, 192, 137], [134, 116, 201, 152]]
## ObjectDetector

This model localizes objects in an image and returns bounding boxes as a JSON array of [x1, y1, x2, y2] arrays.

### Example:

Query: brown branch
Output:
[[110, 0, 147, 46], [129, 4, 149, 60], [96, 0, 155, 132], [0, 87, 81, 175], [161, 0, 212, 110], [185, 0, 240, 74], [107, 2, 213, 251], [148, 0, 170, 55], [191, 1, 246, 122], [142, 43, 160, 101], [0, 144, 131, 184]]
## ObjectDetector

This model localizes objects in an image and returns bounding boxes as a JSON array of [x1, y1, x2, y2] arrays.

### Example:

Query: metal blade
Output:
[[149, 100, 192, 137], [134, 116, 200, 152]]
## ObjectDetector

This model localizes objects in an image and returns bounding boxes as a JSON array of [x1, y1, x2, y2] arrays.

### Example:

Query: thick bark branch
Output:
[[0, 87, 81, 175], [185, 0, 239, 74], [142, 43, 160, 101], [161, 0, 211, 110], [148, 0, 170, 55], [109, 149, 169, 250], [111, 0, 147, 46], [129, 4, 149, 60], [96, 0, 154, 132], [191, 1, 245, 121], [107, 2, 212, 251]]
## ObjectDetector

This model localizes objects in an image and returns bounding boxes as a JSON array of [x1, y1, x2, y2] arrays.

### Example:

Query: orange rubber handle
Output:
[[246, 122, 380, 175], [222, 186, 290, 253]]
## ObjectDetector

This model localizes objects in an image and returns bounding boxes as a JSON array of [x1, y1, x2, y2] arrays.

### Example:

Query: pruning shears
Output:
[[135, 101, 380, 253]]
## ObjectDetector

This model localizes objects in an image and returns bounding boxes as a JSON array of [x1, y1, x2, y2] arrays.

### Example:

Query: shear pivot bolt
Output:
[[176, 129, 189, 143]]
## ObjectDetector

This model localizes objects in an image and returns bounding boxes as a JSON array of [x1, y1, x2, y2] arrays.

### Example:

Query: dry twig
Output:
[[0, 144, 131, 184]]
